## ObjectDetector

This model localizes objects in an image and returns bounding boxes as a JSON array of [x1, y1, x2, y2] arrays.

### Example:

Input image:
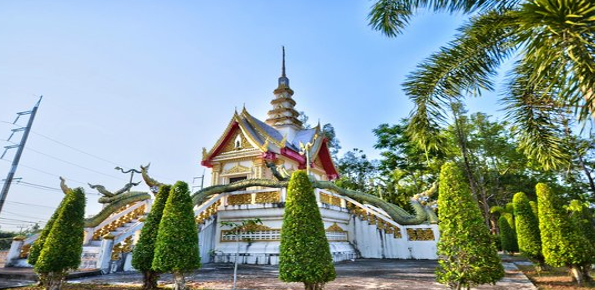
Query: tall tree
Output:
[[132, 184, 171, 290], [536, 183, 595, 285], [369, 0, 595, 170], [152, 182, 200, 290], [34, 187, 86, 290], [436, 162, 504, 289], [335, 148, 379, 194], [279, 170, 336, 290]]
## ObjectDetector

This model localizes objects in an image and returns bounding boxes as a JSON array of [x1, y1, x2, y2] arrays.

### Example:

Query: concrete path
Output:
[[65, 259, 537, 290]]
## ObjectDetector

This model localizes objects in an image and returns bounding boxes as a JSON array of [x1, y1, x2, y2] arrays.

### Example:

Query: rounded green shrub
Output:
[[512, 192, 542, 262], [279, 170, 336, 290], [436, 162, 504, 289], [132, 185, 171, 290]]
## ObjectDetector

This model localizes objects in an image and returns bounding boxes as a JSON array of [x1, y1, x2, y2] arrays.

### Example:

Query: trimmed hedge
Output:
[[512, 192, 542, 262], [436, 162, 504, 289], [279, 170, 336, 290]]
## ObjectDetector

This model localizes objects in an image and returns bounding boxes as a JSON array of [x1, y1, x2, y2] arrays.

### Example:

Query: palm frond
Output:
[[368, 0, 520, 36], [514, 0, 595, 121], [501, 62, 571, 170], [405, 11, 516, 151]]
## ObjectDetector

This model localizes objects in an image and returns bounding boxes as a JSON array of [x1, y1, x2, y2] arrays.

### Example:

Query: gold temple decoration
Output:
[[348, 202, 402, 238], [195, 200, 221, 224], [227, 193, 252, 205], [320, 193, 342, 207], [93, 204, 146, 240], [326, 223, 345, 232], [406, 228, 435, 241], [222, 132, 251, 153], [255, 191, 281, 203], [19, 243, 31, 258], [111, 236, 133, 261], [223, 164, 251, 175]]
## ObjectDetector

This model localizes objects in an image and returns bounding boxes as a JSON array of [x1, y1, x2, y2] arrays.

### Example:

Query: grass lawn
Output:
[[517, 264, 595, 290]]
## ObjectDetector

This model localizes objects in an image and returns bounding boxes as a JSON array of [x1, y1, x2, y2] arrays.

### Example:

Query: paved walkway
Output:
[[63, 259, 536, 290]]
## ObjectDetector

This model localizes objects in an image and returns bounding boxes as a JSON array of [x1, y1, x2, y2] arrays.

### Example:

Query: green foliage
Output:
[[512, 192, 542, 262], [279, 170, 336, 288], [152, 181, 200, 273], [567, 200, 595, 247], [436, 162, 504, 289], [536, 183, 595, 267], [368, 0, 595, 170], [498, 216, 518, 253], [34, 187, 86, 273], [0, 231, 16, 250], [28, 196, 69, 266], [132, 185, 171, 272]]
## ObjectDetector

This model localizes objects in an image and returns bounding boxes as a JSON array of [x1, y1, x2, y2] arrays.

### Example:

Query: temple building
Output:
[[201, 48, 338, 185], [4, 49, 439, 272]]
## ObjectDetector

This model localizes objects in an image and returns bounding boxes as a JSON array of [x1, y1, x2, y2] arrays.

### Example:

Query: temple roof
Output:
[[201, 108, 339, 179]]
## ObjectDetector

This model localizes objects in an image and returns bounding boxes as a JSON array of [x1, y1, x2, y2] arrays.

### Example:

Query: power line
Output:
[[0, 217, 46, 224], [2, 121, 177, 183], [1, 210, 48, 220], [29, 130, 177, 182], [1, 138, 126, 181], [5, 200, 56, 209]]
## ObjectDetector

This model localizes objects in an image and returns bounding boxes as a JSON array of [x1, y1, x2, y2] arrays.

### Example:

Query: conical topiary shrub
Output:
[[34, 187, 86, 290], [279, 170, 336, 290], [512, 192, 542, 264], [436, 162, 504, 290], [132, 184, 171, 290], [498, 216, 518, 253], [152, 181, 200, 290], [537, 183, 595, 285]]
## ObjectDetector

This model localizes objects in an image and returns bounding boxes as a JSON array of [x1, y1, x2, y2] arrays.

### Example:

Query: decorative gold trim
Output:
[[326, 222, 345, 232], [223, 164, 251, 175], [406, 228, 435, 241], [227, 193, 252, 205], [255, 191, 281, 203]]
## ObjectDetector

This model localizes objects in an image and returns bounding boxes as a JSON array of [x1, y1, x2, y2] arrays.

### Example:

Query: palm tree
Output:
[[368, 0, 595, 170]]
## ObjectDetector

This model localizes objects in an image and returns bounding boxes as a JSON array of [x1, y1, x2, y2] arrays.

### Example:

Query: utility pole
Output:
[[191, 169, 205, 192], [0, 96, 42, 214]]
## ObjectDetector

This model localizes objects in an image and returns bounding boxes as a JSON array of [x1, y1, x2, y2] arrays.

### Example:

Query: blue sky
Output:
[[0, 1, 503, 231]]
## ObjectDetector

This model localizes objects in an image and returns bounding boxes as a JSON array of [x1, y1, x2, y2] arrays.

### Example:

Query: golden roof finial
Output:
[[280, 134, 287, 147]]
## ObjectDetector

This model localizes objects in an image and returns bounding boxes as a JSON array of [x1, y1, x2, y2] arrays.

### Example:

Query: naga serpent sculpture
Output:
[[59, 176, 151, 228], [141, 163, 436, 225]]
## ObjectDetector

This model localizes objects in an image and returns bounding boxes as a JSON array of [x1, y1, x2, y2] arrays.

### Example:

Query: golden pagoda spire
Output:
[[266, 46, 302, 131]]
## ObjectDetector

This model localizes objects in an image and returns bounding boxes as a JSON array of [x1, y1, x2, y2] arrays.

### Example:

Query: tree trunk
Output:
[[304, 282, 324, 290], [37, 272, 47, 287], [582, 265, 593, 283], [142, 270, 159, 290], [44, 272, 65, 290], [173, 272, 186, 290], [570, 265, 584, 286]]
